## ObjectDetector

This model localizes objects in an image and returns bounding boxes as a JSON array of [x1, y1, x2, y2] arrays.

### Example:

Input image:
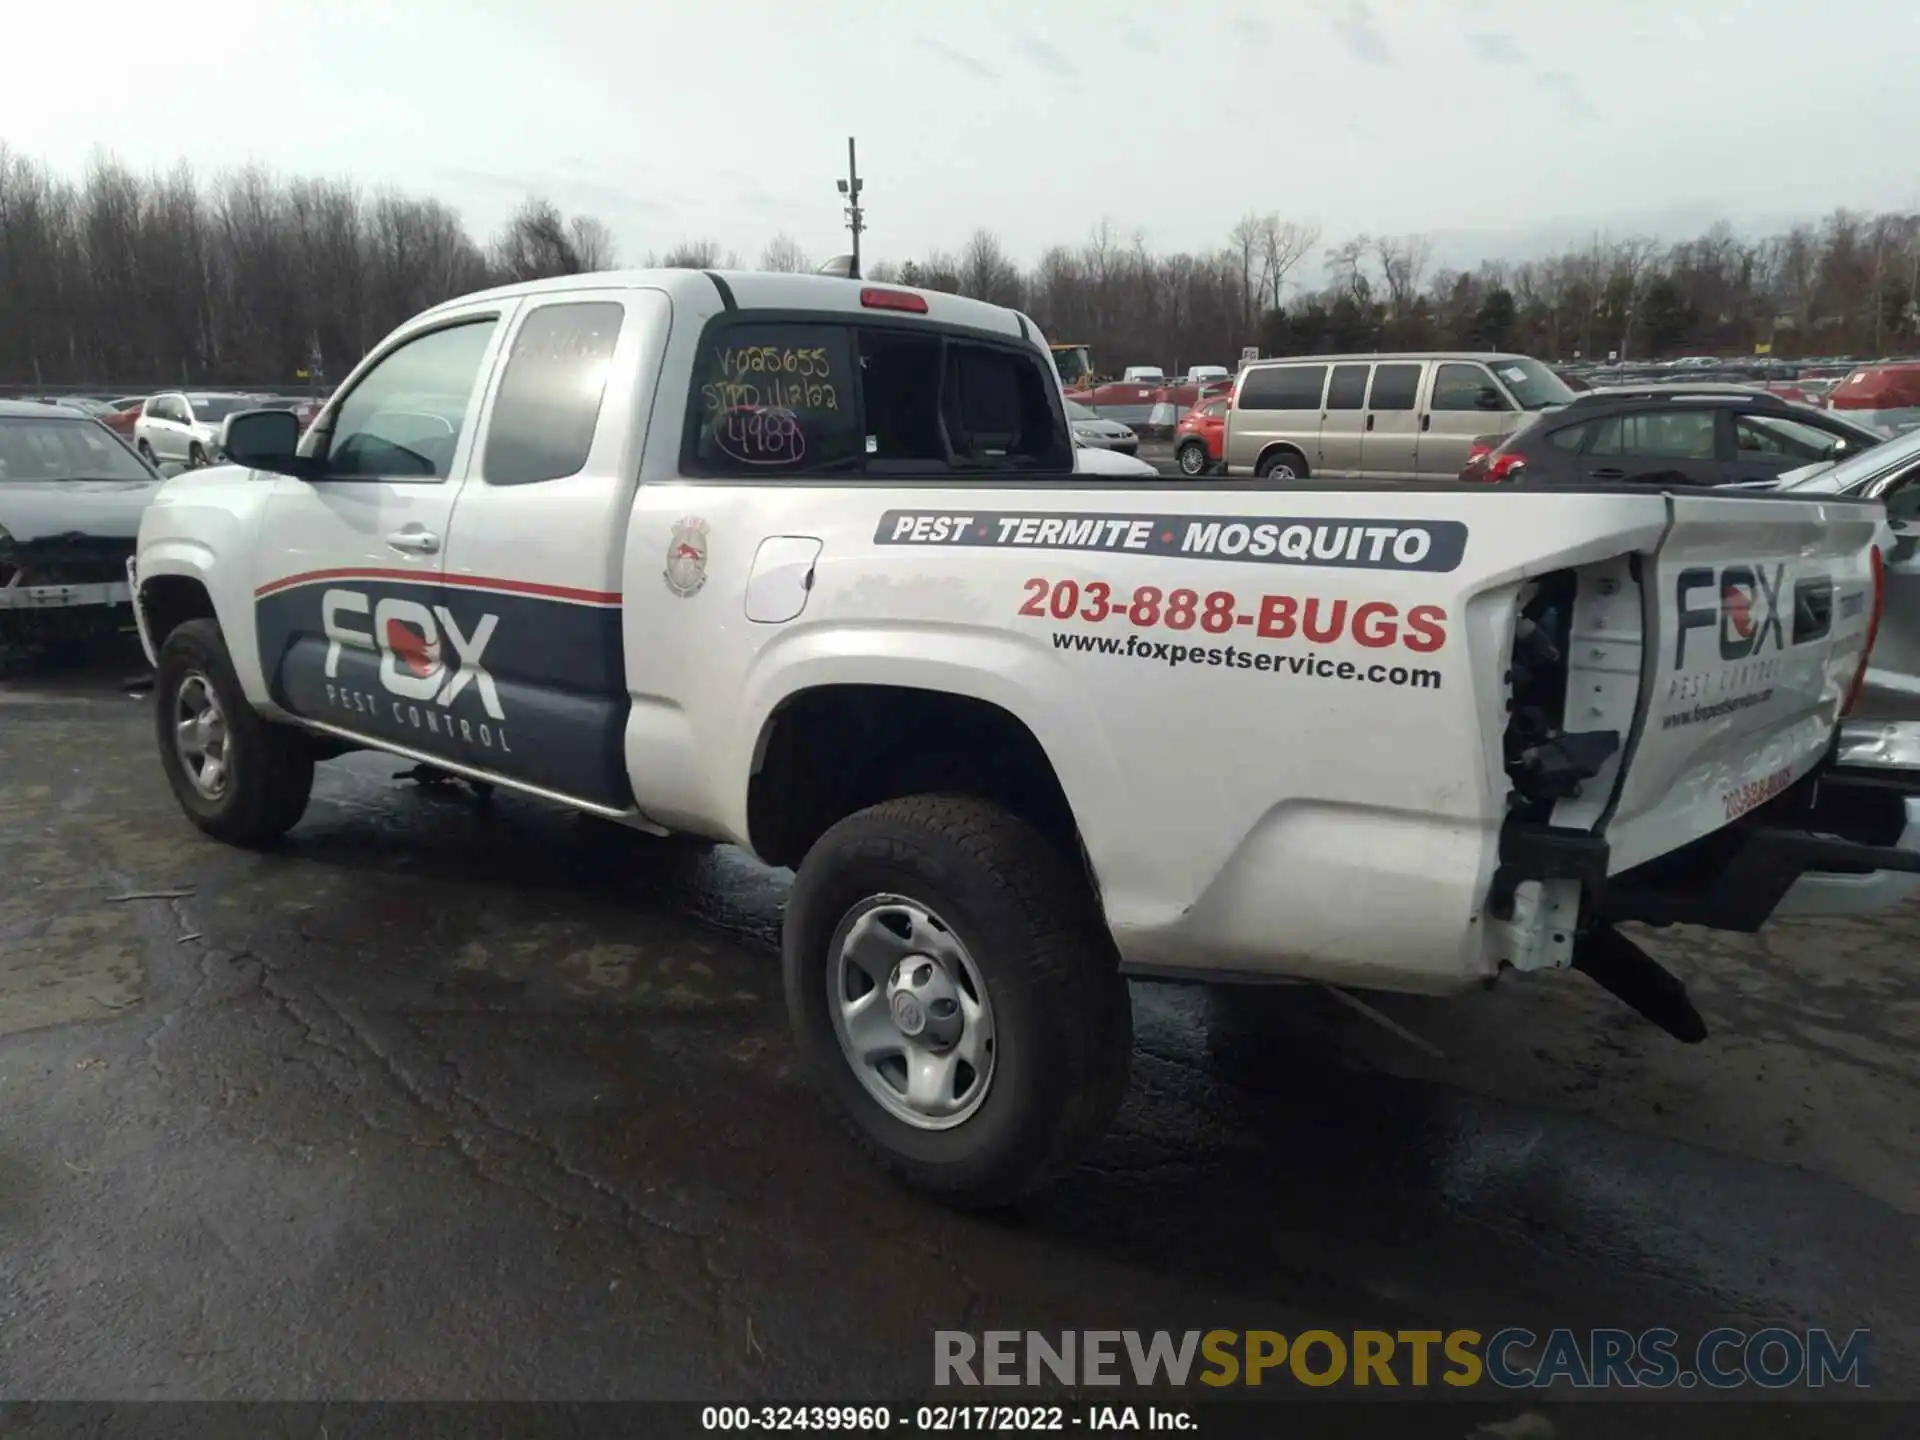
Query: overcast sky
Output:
[[7, 0, 1918, 277]]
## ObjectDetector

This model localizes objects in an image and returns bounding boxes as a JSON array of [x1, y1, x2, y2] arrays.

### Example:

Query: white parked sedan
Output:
[[1064, 398, 1138, 455]]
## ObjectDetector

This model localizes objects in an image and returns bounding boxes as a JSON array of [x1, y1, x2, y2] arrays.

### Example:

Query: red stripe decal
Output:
[[254, 567, 621, 605]]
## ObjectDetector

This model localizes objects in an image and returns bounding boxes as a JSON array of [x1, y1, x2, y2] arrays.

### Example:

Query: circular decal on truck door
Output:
[[665, 517, 711, 597]]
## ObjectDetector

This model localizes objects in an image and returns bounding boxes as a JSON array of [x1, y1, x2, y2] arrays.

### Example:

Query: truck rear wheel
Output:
[[784, 795, 1132, 1208], [154, 618, 314, 847]]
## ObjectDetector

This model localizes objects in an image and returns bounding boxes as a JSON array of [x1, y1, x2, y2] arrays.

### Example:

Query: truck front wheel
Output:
[[154, 618, 315, 846], [784, 795, 1132, 1208]]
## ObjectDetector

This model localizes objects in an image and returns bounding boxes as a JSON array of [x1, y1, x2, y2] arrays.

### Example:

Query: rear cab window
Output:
[[684, 317, 1071, 477]]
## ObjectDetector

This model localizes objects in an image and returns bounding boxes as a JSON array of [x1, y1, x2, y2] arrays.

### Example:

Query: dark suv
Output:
[[1460, 387, 1886, 486]]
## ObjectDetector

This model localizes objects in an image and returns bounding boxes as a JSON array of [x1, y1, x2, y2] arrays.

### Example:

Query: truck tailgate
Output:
[[1603, 492, 1881, 874]]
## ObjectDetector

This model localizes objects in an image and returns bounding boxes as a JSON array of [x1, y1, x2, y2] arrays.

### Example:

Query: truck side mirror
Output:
[[221, 409, 306, 477]]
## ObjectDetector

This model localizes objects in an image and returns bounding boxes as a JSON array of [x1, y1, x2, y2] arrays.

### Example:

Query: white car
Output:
[[1064, 399, 1138, 455], [1073, 437, 1156, 475], [1776, 426, 1920, 724], [131, 269, 1920, 1207], [133, 391, 258, 468]]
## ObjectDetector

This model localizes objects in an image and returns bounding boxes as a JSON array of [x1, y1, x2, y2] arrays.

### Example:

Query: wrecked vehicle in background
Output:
[[0, 400, 171, 673]]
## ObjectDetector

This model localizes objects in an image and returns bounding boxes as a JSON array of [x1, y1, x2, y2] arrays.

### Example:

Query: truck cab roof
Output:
[[418, 269, 1035, 343]]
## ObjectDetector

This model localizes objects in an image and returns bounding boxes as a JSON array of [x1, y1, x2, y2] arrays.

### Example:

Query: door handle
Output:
[[386, 529, 441, 554], [1365, 413, 1376, 431], [1590, 467, 1625, 480], [1420, 413, 1431, 431]]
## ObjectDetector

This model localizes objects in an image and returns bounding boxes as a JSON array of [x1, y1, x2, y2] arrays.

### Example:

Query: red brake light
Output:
[[1483, 452, 1527, 482], [860, 287, 928, 314], [1842, 544, 1885, 717], [1464, 440, 1494, 466]]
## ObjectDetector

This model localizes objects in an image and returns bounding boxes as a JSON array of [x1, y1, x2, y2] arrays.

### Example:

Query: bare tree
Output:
[[1228, 212, 1262, 327], [1611, 235, 1666, 360], [569, 215, 616, 272], [657, 238, 724, 269], [958, 228, 1022, 307], [1373, 234, 1432, 319], [491, 197, 611, 281], [757, 233, 810, 273], [1259, 218, 1321, 313], [1325, 235, 1373, 304]]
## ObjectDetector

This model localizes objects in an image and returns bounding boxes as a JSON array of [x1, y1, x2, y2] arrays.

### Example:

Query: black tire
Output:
[[187, 442, 208, 468], [1257, 448, 1308, 481], [1176, 440, 1210, 477], [137, 439, 157, 465], [154, 618, 314, 847], [784, 795, 1132, 1209]]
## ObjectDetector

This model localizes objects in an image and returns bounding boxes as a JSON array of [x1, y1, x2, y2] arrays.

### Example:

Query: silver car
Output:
[[1064, 399, 1139, 455], [133, 391, 257, 468], [1780, 426, 1920, 722]]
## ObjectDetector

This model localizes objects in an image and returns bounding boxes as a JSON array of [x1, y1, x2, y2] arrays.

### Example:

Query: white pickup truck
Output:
[[131, 271, 1920, 1207]]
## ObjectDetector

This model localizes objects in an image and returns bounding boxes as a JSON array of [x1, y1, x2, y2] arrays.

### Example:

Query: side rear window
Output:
[[1237, 365, 1327, 411], [1368, 363, 1422, 411], [1590, 409, 1717, 461], [483, 302, 625, 485], [1325, 364, 1370, 410], [1547, 422, 1588, 452]]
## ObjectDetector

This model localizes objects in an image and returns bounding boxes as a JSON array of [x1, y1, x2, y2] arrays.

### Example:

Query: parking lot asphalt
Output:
[[3, 661, 1919, 1408]]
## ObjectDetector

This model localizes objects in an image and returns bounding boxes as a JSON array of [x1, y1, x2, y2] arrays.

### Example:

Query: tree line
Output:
[[3, 146, 1916, 388]]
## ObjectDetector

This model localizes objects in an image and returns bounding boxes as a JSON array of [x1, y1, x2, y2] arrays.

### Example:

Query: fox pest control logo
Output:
[[319, 587, 512, 751], [665, 517, 710, 597]]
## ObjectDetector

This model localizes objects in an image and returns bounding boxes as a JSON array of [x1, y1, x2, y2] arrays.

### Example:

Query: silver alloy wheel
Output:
[[1265, 458, 1297, 480], [1179, 443, 1207, 475], [173, 671, 231, 800], [828, 894, 996, 1130]]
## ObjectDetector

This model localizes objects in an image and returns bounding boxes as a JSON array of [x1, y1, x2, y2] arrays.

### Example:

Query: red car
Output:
[[1173, 396, 1228, 476], [101, 395, 148, 438]]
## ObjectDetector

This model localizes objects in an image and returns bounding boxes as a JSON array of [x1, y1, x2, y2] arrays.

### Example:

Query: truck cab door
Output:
[[251, 308, 512, 761], [436, 287, 668, 809]]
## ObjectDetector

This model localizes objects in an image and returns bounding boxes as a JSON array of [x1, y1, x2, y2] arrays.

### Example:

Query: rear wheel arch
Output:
[[746, 683, 1087, 877], [1256, 442, 1310, 478]]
